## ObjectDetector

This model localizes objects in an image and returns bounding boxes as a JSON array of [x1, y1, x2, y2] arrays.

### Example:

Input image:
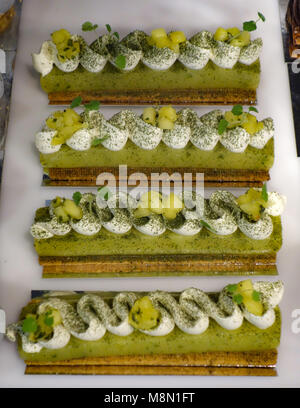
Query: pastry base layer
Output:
[[25, 350, 277, 376], [45, 167, 270, 188], [39, 254, 277, 278], [48, 88, 257, 106]]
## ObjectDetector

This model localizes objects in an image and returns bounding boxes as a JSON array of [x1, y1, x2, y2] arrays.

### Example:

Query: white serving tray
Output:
[[0, 0, 300, 388]]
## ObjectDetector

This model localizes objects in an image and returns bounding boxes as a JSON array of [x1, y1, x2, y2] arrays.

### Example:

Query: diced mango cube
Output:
[[158, 116, 174, 130], [155, 36, 172, 49], [151, 28, 168, 40], [214, 27, 228, 41], [169, 31, 186, 44], [227, 27, 240, 37], [129, 296, 161, 330], [159, 106, 177, 122], [63, 199, 83, 220], [143, 107, 157, 126], [51, 29, 71, 45]]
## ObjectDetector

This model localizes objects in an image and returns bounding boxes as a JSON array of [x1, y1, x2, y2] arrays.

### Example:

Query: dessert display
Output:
[[286, 0, 300, 58], [36, 104, 275, 187], [32, 18, 265, 105], [5, 280, 283, 376], [30, 188, 286, 277]]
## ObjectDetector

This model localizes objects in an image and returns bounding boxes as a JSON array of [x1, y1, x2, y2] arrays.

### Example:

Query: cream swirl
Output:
[[32, 30, 263, 77], [6, 281, 283, 353], [35, 108, 274, 154], [30, 190, 286, 241]]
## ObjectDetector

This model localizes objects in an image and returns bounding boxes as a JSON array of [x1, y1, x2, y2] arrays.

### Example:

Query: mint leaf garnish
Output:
[[105, 24, 112, 33], [72, 192, 82, 205], [261, 183, 268, 202], [200, 220, 216, 233], [258, 12, 266, 22], [113, 31, 120, 40], [84, 100, 100, 111], [231, 104, 243, 116], [82, 21, 98, 32], [248, 106, 259, 113], [227, 284, 238, 294], [98, 186, 112, 201], [243, 20, 257, 32], [218, 118, 229, 135], [252, 290, 261, 302], [92, 135, 109, 147], [115, 54, 126, 69], [233, 294, 244, 305], [70, 96, 82, 109], [22, 317, 38, 333]]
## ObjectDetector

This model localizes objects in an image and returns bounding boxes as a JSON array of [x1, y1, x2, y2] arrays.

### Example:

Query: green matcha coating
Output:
[[34, 215, 282, 257], [40, 138, 274, 171], [40, 60, 260, 93]]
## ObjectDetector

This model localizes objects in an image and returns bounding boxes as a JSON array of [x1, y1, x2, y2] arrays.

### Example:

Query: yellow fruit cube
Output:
[[237, 279, 253, 297], [256, 121, 264, 132], [54, 206, 69, 222], [63, 109, 81, 126], [246, 113, 257, 123], [238, 31, 251, 46], [134, 206, 151, 218], [162, 193, 184, 219], [214, 27, 228, 41], [129, 296, 161, 330], [169, 31, 186, 44], [51, 134, 65, 146], [143, 107, 157, 126], [151, 28, 167, 40], [51, 29, 71, 45], [227, 27, 240, 37], [148, 191, 163, 214], [243, 297, 264, 316], [159, 106, 177, 122], [242, 120, 258, 135], [155, 36, 172, 49]]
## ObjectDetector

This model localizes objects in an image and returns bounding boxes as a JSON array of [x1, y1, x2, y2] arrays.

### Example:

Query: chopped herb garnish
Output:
[[233, 294, 244, 305], [258, 12, 266, 22], [231, 104, 243, 116], [248, 106, 259, 113], [92, 135, 109, 147], [82, 21, 98, 32], [113, 31, 120, 40], [72, 191, 82, 205], [252, 290, 261, 302], [226, 284, 238, 294], [44, 315, 54, 327], [115, 54, 126, 69], [84, 100, 100, 111], [105, 24, 112, 33], [218, 118, 229, 135], [261, 183, 268, 202], [22, 317, 38, 333], [70, 96, 82, 109]]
